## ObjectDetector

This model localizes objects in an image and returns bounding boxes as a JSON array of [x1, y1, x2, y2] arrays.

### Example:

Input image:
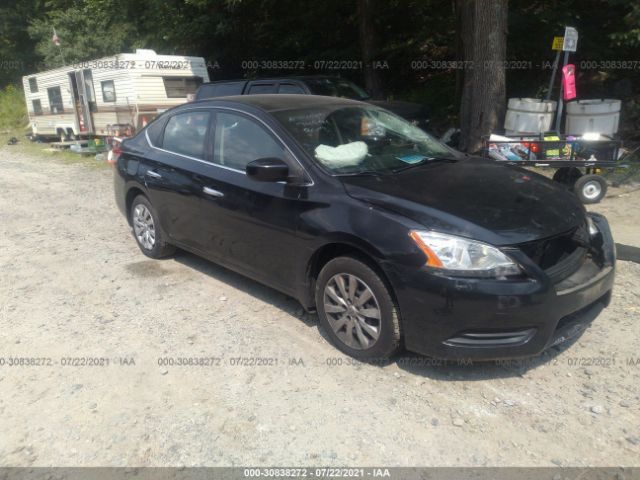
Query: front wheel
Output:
[[574, 174, 607, 204], [130, 195, 175, 258], [315, 256, 401, 360]]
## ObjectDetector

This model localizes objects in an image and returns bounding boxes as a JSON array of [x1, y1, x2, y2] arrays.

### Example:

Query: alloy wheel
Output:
[[323, 273, 381, 350], [133, 204, 156, 250]]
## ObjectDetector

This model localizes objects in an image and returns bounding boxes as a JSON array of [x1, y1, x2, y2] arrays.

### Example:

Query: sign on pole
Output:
[[563, 27, 578, 52], [552, 37, 564, 51]]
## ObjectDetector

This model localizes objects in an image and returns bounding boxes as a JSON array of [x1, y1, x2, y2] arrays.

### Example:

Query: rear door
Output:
[[142, 109, 216, 252]]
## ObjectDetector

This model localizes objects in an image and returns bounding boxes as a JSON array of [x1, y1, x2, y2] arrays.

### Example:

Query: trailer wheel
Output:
[[574, 174, 607, 204], [552, 167, 582, 187]]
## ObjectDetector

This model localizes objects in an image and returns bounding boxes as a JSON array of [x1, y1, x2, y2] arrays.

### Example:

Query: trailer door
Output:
[[68, 69, 96, 134]]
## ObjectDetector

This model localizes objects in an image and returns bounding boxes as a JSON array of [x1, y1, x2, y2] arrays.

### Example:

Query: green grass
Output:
[[0, 84, 27, 131]]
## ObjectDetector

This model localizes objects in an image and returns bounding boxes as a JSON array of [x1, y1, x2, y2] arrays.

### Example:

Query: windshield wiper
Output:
[[391, 157, 451, 173], [334, 170, 389, 177]]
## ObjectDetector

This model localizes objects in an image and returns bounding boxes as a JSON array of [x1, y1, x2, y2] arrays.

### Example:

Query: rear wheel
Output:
[[574, 174, 607, 204], [315, 256, 401, 360], [130, 195, 175, 258]]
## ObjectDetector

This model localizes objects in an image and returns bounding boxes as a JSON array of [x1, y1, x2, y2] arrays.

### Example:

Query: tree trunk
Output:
[[458, 0, 508, 153], [358, 0, 383, 99]]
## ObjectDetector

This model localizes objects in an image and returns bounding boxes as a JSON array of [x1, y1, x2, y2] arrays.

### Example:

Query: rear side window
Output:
[[162, 111, 210, 158], [32, 99, 43, 115], [247, 83, 276, 94], [28, 77, 38, 93], [278, 83, 305, 94], [47, 86, 64, 114], [145, 115, 167, 146], [163, 76, 203, 98]]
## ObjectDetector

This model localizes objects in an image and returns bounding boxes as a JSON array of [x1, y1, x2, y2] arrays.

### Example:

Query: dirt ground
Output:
[[0, 146, 638, 467]]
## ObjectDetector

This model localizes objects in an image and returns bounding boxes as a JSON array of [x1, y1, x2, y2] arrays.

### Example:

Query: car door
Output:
[[194, 109, 313, 292], [143, 109, 216, 252]]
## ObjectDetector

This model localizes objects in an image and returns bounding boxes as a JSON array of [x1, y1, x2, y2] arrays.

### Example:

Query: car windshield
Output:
[[273, 105, 458, 175], [305, 78, 370, 100]]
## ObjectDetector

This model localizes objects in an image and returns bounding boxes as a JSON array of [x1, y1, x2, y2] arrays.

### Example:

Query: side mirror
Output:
[[246, 157, 289, 182]]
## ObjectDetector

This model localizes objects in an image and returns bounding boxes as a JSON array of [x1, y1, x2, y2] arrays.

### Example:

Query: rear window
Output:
[[163, 76, 203, 98], [196, 82, 246, 99], [278, 83, 305, 94], [247, 83, 277, 94], [162, 111, 210, 158]]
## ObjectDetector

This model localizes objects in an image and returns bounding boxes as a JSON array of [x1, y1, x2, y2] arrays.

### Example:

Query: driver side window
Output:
[[212, 112, 287, 171]]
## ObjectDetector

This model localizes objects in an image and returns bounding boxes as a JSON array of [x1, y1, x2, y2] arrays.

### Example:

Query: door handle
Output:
[[203, 186, 224, 198], [146, 170, 162, 179]]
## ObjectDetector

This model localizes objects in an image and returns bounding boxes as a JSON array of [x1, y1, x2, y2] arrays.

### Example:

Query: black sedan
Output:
[[113, 95, 615, 361]]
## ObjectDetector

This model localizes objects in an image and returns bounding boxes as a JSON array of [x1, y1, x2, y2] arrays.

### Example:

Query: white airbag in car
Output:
[[315, 141, 368, 168]]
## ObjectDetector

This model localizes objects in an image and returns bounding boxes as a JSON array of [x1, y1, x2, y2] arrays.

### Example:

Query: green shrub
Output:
[[0, 84, 27, 131]]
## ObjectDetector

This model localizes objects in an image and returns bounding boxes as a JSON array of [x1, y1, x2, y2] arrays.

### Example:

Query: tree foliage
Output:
[[0, 0, 638, 134]]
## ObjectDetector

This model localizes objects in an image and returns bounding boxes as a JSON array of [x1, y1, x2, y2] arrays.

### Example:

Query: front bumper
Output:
[[388, 214, 616, 360]]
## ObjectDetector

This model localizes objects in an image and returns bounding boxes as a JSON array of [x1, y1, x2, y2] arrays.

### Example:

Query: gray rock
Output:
[[626, 436, 640, 446], [591, 405, 604, 414], [452, 417, 464, 427]]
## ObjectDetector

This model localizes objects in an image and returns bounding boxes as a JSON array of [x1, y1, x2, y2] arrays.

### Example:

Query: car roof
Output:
[[188, 94, 366, 113]]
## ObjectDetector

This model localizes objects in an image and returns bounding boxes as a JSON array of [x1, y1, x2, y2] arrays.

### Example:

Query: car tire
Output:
[[315, 256, 401, 361], [130, 195, 175, 258], [574, 174, 607, 204]]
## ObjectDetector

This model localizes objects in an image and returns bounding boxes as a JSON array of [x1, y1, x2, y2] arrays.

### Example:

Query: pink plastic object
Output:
[[562, 64, 576, 101]]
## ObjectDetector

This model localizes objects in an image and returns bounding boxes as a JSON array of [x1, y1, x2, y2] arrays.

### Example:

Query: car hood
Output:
[[340, 158, 586, 246], [367, 99, 428, 120]]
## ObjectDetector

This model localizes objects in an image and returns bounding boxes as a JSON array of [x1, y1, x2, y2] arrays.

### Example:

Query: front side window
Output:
[[47, 86, 64, 114], [32, 99, 43, 115], [273, 105, 457, 175], [213, 112, 286, 171], [101, 80, 116, 102], [163, 76, 203, 98], [162, 111, 210, 158], [28, 77, 38, 93]]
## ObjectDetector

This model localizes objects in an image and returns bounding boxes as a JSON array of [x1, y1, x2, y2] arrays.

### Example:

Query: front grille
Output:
[[518, 224, 590, 283]]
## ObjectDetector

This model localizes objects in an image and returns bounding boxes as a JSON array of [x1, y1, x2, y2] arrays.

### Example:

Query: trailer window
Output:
[[101, 80, 116, 102], [28, 77, 38, 93], [162, 111, 210, 159], [32, 99, 43, 115], [47, 87, 64, 114], [163, 76, 203, 98]]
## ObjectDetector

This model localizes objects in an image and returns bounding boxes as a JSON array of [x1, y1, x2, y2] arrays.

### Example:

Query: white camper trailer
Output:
[[22, 49, 209, 140]]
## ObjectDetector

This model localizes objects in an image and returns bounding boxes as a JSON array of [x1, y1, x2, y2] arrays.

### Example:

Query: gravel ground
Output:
[[0, 146, 638, 467]]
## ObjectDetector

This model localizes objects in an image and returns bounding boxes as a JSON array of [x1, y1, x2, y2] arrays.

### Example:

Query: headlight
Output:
[[409, 230, 521, 278], [586, 216, 599, 236]]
